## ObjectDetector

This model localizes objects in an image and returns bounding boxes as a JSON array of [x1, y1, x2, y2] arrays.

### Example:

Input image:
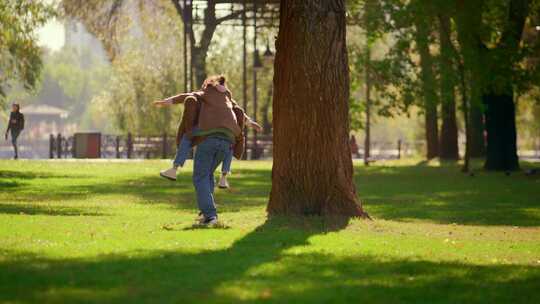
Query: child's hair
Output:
[[202, 75, 226, 89]]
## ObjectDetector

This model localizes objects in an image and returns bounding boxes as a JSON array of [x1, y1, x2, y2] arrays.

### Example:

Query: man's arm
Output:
[[233, 104, 262, 132]]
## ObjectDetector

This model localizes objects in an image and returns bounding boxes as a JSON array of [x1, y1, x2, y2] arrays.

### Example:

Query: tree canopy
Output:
[[0, 1, 54, 106]]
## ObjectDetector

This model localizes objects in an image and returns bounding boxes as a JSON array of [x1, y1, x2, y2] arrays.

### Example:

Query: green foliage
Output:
[[60, 0, 126, 61], [100, 49, 183, 135], [74, 1, 187, 135], [348, 46, 365, 131], [0, 0, 54, 107], [0, 159, 539, 303]]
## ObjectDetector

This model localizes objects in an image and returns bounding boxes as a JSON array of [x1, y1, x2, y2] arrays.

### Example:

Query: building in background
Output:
[[22, 104, 76, 140]]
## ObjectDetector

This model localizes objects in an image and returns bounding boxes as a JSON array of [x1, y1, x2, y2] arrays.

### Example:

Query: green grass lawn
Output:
[[1, 159, 539, 303]]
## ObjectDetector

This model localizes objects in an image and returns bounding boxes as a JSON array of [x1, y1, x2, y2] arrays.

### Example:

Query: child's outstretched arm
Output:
[[153, 92, 201, 107]]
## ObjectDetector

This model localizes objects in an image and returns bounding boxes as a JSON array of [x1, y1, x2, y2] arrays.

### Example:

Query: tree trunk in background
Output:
[[454, 0, 485, 158], [454, 0, 527, 170], [191, 48, 207, 87], [364, 46, 371, 165], [482, 0, 527, 171], [414, 18, 439, 159], [438, 14, 459, 160], [483, 91, 520, 171], [268, 0, 367, 217], [468, 106, 485, 157], [190, 17, 217, 87], [261, 83, 273, 135]]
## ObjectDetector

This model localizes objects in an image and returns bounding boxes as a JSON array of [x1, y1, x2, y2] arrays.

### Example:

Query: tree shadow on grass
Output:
[[3, 164, 539, 226], [0, 217, 538, 304], [0, 170, 85, 180], [0, 203, 106, 217], [0, 170, 95, 203], [2, 167, 272, 213]]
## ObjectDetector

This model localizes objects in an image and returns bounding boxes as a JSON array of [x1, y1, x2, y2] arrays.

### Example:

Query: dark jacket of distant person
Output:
[[7, 110, 25, 133]]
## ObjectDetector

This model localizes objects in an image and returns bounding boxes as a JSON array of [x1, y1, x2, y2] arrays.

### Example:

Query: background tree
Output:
[[454, 0, 540, 171], [268, 0, 367, 217], [412, 3, 440, 159], [361, 0, 442, 159], [437, 11, 459, 160], [62, 0, 254, 87], [0, 1, 53, 107]]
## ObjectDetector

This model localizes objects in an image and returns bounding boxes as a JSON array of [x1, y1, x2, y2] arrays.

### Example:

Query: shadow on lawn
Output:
[[0, 218, 539, 304], [3, 164, 539, 226], [61, 165, 539, 226], [2, 167, 272, 211], [0, 203, 106, 217], [0, 170, 83, 180]]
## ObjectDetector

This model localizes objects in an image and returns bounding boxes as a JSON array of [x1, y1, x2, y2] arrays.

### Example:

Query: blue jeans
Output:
[[193, 137, 232, 218], [174, 133, 233, 174], [173, 134, 193, 168], [221, 147, 233, 173], [10, 130, 20, 158]]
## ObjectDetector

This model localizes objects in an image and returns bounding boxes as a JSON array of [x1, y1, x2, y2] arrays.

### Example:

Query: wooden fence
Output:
[[49, 133, 274, 160]]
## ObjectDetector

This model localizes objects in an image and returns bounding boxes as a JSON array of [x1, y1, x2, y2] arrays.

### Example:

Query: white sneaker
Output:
[[160, 167, 177, 181], [199, 216, 218, 226], [218, 175, 229, 189]]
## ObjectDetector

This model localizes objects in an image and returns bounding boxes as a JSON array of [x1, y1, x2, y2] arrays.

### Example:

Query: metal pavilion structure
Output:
[[176, 0, 280, 158]]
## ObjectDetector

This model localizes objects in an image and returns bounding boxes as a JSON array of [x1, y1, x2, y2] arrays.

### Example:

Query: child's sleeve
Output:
[[165, 93, 195, 105], [183, 96, 199, 138]]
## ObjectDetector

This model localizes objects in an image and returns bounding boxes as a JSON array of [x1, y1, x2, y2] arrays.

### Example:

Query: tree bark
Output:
[[483, 91, 519, 171], [414, 17, 439, 159], [454, 0, 486, 158], [268, 0, 367, 217], [438, 14, 459, 160]]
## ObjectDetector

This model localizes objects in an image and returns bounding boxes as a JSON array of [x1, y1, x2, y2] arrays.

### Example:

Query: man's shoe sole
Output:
[[160, 173, 177, 181]]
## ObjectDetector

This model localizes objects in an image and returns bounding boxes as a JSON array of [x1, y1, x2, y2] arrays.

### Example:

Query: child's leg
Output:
[[221, 146, 233, 175], [173, 135, 193, 168], [218, 146, 233, 189]]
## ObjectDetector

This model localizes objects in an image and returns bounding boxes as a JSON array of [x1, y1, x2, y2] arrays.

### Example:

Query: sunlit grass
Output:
[[0, 159, 539, 303]]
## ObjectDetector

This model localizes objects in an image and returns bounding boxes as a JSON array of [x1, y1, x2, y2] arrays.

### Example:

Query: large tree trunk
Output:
[[414, 17, 439, 159], [268, 0, 367, 217], [438, 14, 459, 160], [483, 91, 520, 171]]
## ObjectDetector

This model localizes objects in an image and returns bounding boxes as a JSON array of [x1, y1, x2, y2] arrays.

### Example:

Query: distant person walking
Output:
[[5, 103, 25, 160]]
